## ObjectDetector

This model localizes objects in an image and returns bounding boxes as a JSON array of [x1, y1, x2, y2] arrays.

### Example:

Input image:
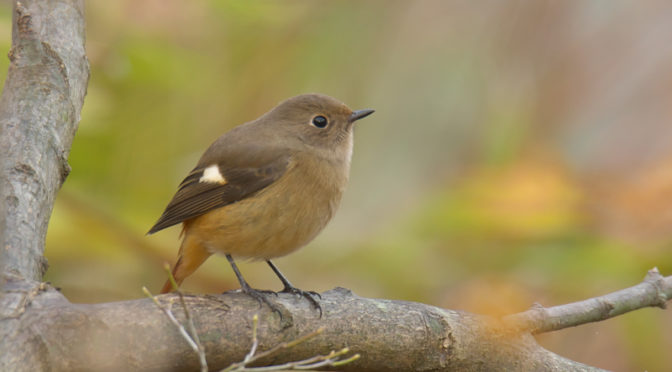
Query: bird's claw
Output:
[[240, 285, 283, 318], [281, 286, 322, 317]]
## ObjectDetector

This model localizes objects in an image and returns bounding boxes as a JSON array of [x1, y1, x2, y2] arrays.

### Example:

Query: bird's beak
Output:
[[349, 109, 375, 123]]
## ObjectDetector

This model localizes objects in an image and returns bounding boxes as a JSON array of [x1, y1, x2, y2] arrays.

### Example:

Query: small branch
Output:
[[143, 264, 208, 372], [504, 267, 672, 334], [242, 314, 260, 366], [227, 348, 358, 371], [143, 287, 208, 371], [163, 263, 207, 370], [222, 314, 358, 371], [233, 326, 326, 368]]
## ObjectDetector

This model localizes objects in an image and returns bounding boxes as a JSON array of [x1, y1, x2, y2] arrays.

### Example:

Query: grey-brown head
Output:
[[255, 93, 374, 155]]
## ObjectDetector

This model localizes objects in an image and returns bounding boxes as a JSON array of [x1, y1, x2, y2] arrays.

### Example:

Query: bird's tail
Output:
[[159, 233, 211, 294]]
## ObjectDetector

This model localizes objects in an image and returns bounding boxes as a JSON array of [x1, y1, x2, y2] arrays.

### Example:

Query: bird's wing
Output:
[[147, 151, 290, 234]]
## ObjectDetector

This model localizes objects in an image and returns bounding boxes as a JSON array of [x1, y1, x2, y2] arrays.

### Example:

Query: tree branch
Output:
[[0, 0, 88, 281], [4, 269, 669, 371], [504, 267, 671, 334], [1, 275, 603, 372]]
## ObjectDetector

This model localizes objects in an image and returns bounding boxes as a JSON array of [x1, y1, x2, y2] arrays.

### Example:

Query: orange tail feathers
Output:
[[160, 280, 174, 294], [159, 234, 212, 294], [160, 265, 181, 294]]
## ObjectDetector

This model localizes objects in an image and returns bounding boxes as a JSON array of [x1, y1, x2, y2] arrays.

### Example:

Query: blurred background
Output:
[[0, 1, 670, 370]]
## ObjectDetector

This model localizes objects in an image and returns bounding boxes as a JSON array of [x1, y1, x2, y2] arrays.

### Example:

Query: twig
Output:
[[243, 314, 260, 364], [143, 265, 208, 372], [232, 348, 359, 371], [163, 263, 207, 370], [142, 287, 201, 354], [504, 267, 672, 334], [221, 317, 359, 372]]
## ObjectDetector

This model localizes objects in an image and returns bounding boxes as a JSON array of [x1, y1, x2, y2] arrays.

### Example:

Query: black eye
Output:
[[311, 115, 328, 128]]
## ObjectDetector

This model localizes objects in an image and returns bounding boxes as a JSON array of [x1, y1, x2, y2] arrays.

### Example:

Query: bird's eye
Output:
[[311, 115, 328, 128]]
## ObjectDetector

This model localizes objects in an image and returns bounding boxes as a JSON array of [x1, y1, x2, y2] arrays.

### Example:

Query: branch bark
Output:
[[1, 275, 601, 372], [505, 267, 671, 334], [0, 0, 88, 281], [3, 266, 671, 371]]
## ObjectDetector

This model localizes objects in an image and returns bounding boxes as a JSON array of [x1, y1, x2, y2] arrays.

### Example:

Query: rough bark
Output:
[[0, 0, 88, 281], [1, 275, 599, 372]]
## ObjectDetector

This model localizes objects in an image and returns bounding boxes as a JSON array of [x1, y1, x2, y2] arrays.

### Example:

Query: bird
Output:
[[148, 93, 374, 314]]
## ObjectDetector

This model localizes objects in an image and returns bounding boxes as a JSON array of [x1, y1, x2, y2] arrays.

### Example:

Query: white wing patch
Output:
[[199, 165, 227, 184]]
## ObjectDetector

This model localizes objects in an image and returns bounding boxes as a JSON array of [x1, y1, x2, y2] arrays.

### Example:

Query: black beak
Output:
[[350, 109, 375, 123]]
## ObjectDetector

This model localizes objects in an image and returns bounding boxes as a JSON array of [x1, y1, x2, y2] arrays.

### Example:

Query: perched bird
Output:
[[148, 93, 374, 313]]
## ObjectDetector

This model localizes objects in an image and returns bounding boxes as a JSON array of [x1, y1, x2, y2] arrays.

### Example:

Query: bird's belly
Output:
[[186, 167, 343, 259]]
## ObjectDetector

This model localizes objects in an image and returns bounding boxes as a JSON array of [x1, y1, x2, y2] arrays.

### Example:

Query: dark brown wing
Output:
[[147, 154, 290, 234]]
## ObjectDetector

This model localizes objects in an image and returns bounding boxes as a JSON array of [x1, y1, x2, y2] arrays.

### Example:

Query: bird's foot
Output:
[[281, 285, 322, 317], [239, 283, 283, 318]]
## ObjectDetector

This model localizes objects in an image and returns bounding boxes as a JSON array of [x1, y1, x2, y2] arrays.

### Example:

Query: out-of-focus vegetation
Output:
[[0, 1, 666, 370]]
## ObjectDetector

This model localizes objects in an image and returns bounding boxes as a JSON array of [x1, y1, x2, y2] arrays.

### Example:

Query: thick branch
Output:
[[5, 270, 667, 371], [0, 277, 598, 372], [0, 0, 88, 281], [505, 267, 672, 334]]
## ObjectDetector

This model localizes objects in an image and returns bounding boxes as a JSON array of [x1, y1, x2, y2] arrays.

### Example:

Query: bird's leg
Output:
[[266, 260, 322, 316], [225, 254, 281, 317]]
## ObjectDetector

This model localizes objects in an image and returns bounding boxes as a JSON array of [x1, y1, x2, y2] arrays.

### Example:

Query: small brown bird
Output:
[[148, 93, 373, 313]]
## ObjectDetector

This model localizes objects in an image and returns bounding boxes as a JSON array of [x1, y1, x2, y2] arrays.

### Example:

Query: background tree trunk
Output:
[[0, 0, 88, 281]]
